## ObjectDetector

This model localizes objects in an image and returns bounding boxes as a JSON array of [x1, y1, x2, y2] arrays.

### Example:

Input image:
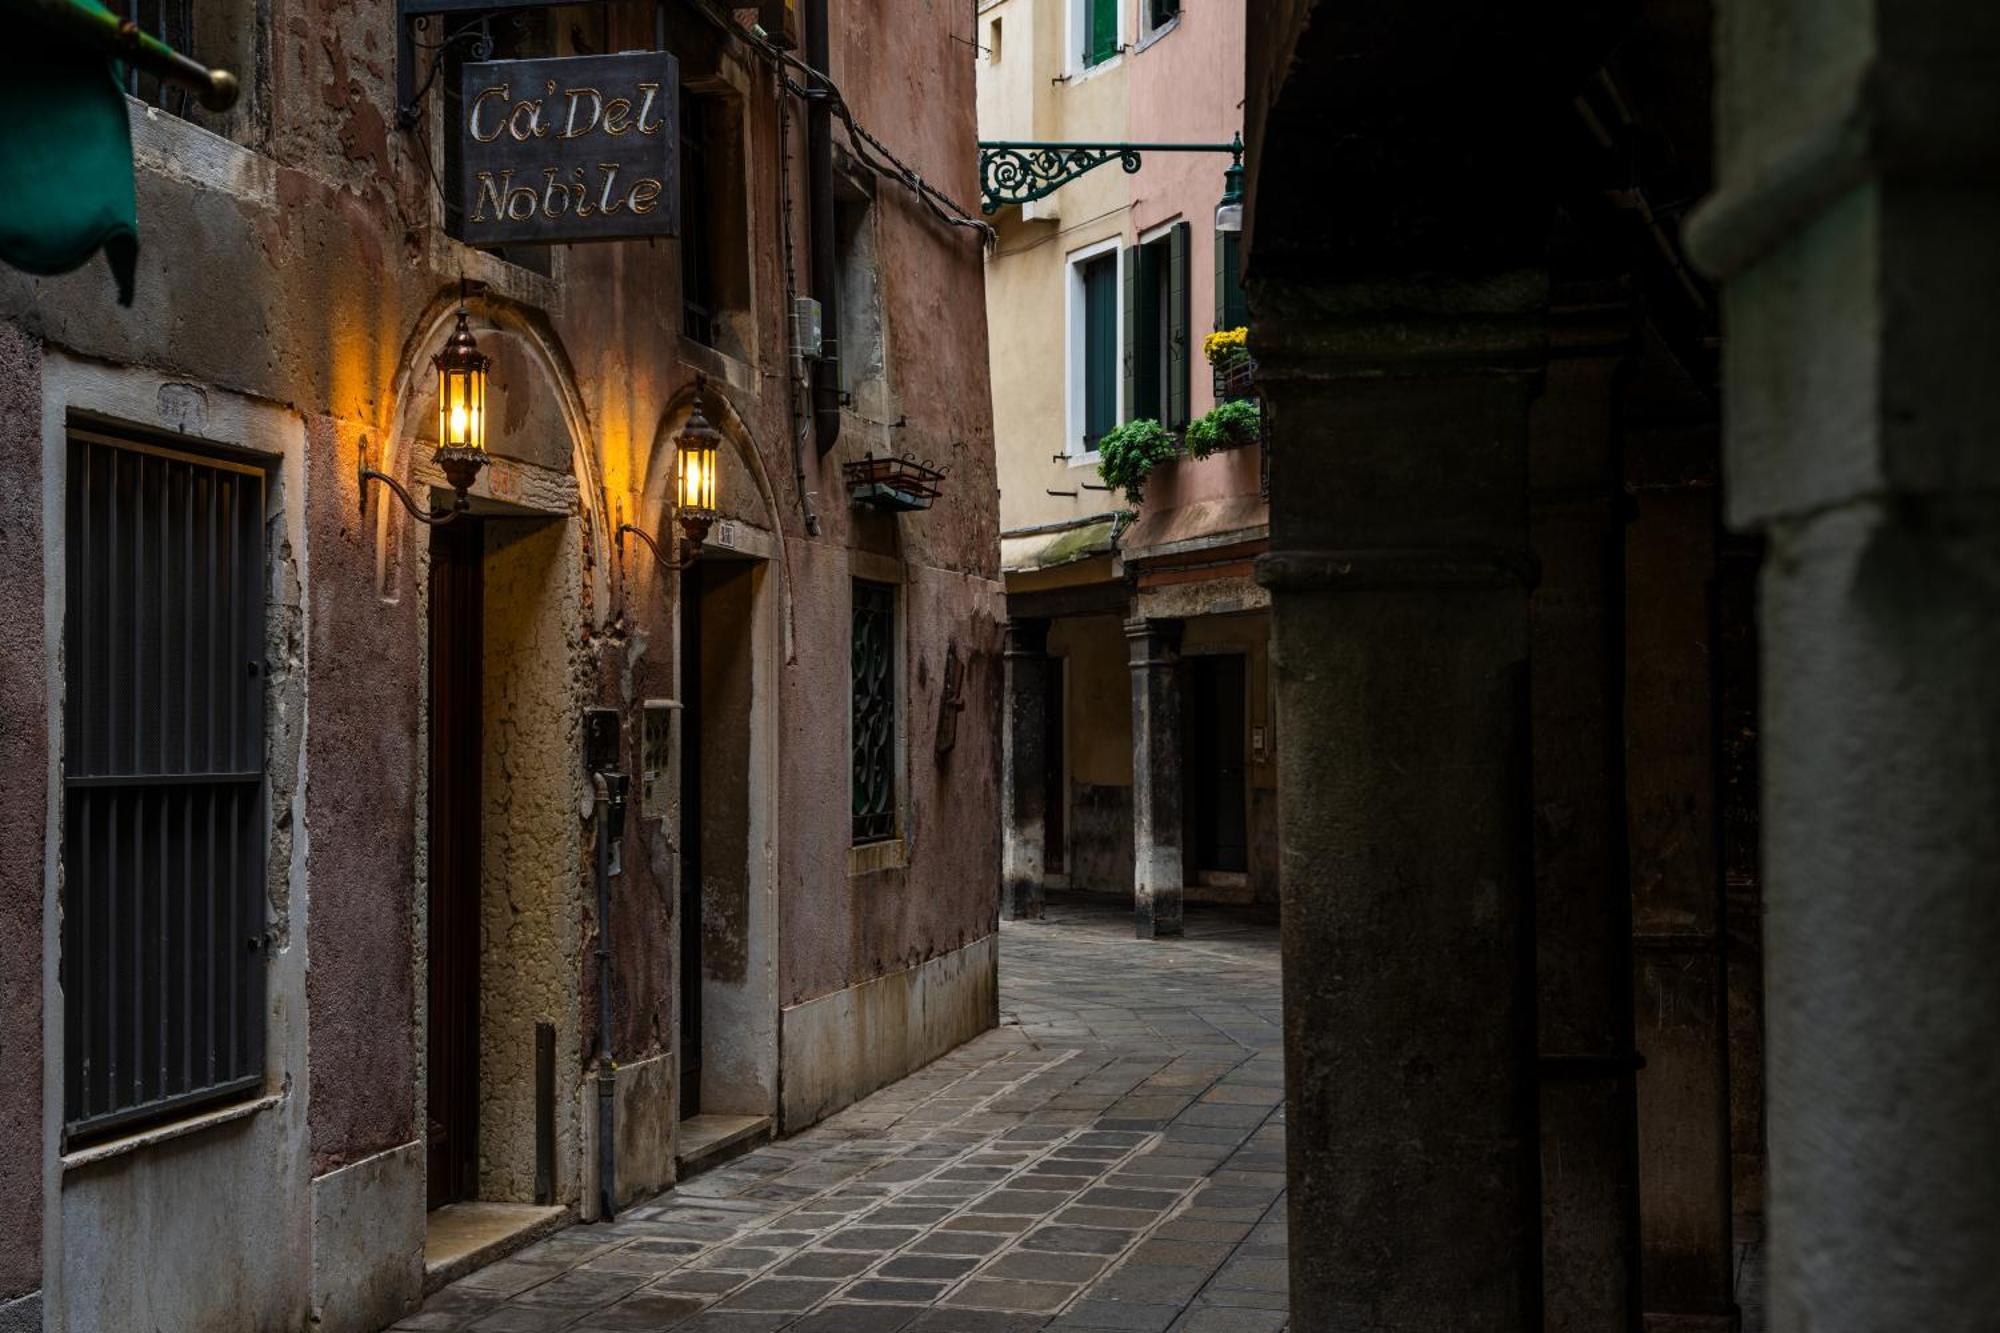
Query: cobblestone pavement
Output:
[[398, 895, 1286, 1333]]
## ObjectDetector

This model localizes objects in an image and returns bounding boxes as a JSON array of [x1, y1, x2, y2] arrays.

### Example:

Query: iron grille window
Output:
[[851, 580, 897, 844], [681, 88, 716, 346], [110, 0, 195, 115], [62, 430, 268, 1143]]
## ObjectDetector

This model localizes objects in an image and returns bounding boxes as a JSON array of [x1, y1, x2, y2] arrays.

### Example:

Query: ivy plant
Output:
[[1094, 418, 1182, 505], [1185, 397, 1261, 458]]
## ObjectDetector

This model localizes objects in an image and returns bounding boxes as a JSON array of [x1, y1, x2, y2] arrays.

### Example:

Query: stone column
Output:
[[1687, 4, 2000, 1325], [1125, 616, 1183, 939], [1530, 294, 1641, 1331], [1257, 277, 1547, 1330], [1001, 617, 1051, 920]]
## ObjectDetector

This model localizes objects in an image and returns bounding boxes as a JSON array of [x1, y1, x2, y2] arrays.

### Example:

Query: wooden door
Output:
[[1187, 654, 1249, 874], [427, 520, 483, 1207], [678, 566, 704, 1119]]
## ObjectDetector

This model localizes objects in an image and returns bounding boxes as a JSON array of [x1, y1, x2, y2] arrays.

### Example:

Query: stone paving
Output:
[[395, 895, 1286, 1333]]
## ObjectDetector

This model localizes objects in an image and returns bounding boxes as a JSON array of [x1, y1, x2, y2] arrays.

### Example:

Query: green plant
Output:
[[1094, 418, 1182, 505], [1185, 397, 1261, 458]]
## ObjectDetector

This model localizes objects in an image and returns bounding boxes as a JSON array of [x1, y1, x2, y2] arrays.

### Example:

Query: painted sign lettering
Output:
[[459, 52, 681, 246]]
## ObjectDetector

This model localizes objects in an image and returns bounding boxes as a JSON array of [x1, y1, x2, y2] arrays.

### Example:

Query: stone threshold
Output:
[[675, 1113, 773, 1180], [423, 1201, 571, 1294]]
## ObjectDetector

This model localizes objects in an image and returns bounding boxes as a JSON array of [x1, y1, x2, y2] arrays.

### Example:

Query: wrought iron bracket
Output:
[[357, 439, 485, 527], [977, 134, 1241, 214], [617, 518, 710, 573]]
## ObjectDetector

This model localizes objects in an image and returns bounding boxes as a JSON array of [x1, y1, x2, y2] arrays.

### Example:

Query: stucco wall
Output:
[[0, 0, 998, 1322]]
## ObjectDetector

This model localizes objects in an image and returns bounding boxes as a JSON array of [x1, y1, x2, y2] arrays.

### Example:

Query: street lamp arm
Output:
[[977, 135, 1241, 214], [358, 461, 469, 527]]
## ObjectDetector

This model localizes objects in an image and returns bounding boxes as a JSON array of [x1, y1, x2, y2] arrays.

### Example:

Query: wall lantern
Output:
[[359, 302, 492, 525], [1214, 144, 1245, 236], [619, 398, 722, 572]]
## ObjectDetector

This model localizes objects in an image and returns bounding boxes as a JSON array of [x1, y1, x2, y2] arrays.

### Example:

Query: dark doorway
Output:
[[1043, 656, 1066, 874], [679, 567, 705, 1120], [427, 519, 484, 1208], [1186, 654, 1249, 874]]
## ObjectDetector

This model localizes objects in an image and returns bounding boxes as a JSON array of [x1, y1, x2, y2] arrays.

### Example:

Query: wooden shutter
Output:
[[1088, 0, 1118, 65], [1167, 221, 1191, 429], [1215, 228, 1248, 331], [1083, 256, 1119, 446]]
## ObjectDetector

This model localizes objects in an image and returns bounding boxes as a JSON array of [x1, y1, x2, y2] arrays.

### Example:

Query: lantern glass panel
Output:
[[439, 364, 485, 450], [678, 441, 718, 517]]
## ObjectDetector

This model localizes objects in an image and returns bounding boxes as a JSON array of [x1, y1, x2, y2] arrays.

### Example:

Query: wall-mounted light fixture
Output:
[[359, 302, 492, 525], [619, 399, 722, 571], [1214, 142, 1244, 236]]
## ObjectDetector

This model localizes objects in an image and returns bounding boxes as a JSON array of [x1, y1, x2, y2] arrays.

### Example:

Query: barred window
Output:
[[62, 429, 268, 1143], [850, 580, 897, 844]]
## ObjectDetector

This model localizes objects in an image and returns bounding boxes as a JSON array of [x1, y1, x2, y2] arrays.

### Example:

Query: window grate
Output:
[[110, 0, 195, 116], [62, 432, 268, 1143], [851, 580, 897, 844]]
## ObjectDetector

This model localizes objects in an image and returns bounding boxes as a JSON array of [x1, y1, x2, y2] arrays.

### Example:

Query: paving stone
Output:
[[821, 1227, 924, 1252], [878, 1254, 983, 1280], [467, 1305, 579, 1332], [789, 1304, 927, 1333], [1053, 1207, 1163, 1231], [1126, 1241, 1230, 1269], [1206, 1260, 1286, 1292], [669, 1313, 792, 1333], [943, 1279, 1079, 1312], [657, 1270, 752, 1295], [940, 1213, 1038, 1234], [1086, 1265, 1207, 1306], [903, 1310, 1052, 1333], [778, 1251, 878, 1279], [846, 1279, 950, 1304], [868, 1205, 960, 1226], [982, 1251, 1109, 1284], [570, 1292, 711, 1329], [1017, 1226, 1136, 1257], [967, 1191, 1063, 1216], [909, 1229, 1010, 1256], [1074, 1189, 1179, 1212], [1167, 1308, 1286, 1333], [716, 1277, 843, 1311], [1045, 1300, 1184, 1331]]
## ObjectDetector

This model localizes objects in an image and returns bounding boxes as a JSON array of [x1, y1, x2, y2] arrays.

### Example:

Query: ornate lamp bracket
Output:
[[617, 516, 711, 573], [977, 134, 1242, 214]]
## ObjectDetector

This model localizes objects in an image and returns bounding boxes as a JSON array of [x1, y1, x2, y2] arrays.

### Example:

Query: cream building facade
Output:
[[977, 0, 1273, 935]]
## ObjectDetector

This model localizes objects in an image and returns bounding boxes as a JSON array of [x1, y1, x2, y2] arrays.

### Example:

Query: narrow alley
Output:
[[395, 900, 1286, 1333]]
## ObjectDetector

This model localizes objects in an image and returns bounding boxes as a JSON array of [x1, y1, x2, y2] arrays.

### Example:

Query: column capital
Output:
[[1123, 616, 1184, 663]]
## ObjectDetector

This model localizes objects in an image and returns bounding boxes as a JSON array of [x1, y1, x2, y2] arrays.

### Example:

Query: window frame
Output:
[[59, 426, 272, 1147], [1065, 236, 1124, 463], [1139, 0, 1181, 48], [850, 578, 901, 846], [1069, 0, 1122, 75]]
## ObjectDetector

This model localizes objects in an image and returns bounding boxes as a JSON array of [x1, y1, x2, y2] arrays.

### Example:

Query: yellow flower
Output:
[[1202, 327, 1249, 363]]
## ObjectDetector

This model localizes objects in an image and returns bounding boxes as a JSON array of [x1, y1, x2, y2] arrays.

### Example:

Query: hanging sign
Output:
[[459, 51, 680, 246]]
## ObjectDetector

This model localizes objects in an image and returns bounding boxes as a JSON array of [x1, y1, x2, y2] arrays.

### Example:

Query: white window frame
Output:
[[1065, 235, 1123, 465], [1066, 0, 1122, 79], [1137, 0, 1180, 49]]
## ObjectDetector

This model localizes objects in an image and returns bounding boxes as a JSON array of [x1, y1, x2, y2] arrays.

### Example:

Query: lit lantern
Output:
[[434, 308, 490, 463], [675, 402, 720, 555]]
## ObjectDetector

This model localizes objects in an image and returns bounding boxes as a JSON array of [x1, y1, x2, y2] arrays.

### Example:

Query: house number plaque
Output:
[[459, 51, 681, 246]]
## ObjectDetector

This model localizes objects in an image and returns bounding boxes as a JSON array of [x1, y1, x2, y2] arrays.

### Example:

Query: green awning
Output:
[[0, 0, 139, 303], [1, 0, 237, 305]]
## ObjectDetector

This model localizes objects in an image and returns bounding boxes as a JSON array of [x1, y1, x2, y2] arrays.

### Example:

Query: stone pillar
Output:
[[1257, 277, 1547, 1330], [1001, 617, 1051, 920], [1530, 295, 1641, 1331], [1687, 4, 2000, 1325], [1124, 616, 1183, 939]]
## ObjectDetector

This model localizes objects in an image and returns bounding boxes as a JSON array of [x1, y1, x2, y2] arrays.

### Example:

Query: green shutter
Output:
[[1087, 0, 1118, 65], [1083, 255, 1118, 447], [1122, 244, 1138, 423], [1167, 222, 1191, 429], [1216, 228, 1249, 331]]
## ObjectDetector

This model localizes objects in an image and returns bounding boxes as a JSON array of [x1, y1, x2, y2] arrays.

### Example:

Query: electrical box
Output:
[[792, 296, 823, 359], [640, 699, 680, 817], [584, 707, 621, 775]]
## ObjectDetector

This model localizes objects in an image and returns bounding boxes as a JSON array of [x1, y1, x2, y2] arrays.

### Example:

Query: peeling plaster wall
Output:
[[0, 0, 997, 1318], [480, 518, 585, 1205]]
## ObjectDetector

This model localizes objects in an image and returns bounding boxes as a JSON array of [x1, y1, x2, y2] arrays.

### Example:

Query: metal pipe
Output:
[[23, 0, 238, 110], [592, 771, 628, 1220], [804, 0, 842, 454]]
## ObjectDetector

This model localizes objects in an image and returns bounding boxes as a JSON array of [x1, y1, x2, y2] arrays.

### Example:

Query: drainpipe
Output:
[[592, 770, 629, 1220], [805, 0, 842, 454]]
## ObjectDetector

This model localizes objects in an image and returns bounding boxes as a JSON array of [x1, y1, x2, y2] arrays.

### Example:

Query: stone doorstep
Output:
[[423, 1201, 575, 1294], [678, 1113, 778, 1180]]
